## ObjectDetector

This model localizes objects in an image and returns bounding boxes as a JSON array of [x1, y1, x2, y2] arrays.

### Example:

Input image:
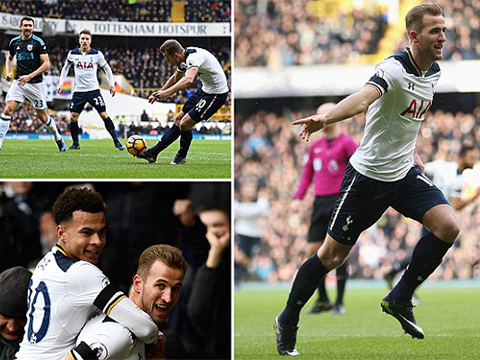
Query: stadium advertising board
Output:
[[0, 12, 231, 37]]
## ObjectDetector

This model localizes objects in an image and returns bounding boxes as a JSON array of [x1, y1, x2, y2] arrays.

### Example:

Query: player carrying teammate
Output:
[[67, 244, 186, 360], [292, 103, 357, 315], [57, 29, 125, 151], [275, 3, 458, 356], [0, 17, 65, 152], [140, 39, 229, 165], [15, 187, 159, 360]]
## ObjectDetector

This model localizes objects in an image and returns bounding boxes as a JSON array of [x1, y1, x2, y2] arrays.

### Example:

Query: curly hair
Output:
[[137, 244, 187, 280], [52, 187, 105, 225]]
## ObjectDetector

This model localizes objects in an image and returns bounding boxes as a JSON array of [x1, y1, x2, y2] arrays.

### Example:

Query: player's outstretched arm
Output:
[[293, 84, 380, 142]]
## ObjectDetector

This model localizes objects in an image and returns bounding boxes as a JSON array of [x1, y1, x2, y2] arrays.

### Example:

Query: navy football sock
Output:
[[103, 117, 118, 141], [316, 277, 329, 303], [389, 232, 453, 302], [70, 121, 80, 145], [335, 261, 348, 305], [278, 255, 330, 327], [150, 125, 181, 157], [178, 130, 193, 158]]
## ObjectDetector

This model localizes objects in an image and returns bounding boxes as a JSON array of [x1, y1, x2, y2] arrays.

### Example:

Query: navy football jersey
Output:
[[8, 34, 48, 83]]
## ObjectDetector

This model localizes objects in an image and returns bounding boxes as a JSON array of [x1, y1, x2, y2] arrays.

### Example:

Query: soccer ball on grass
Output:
[[126, 135, 147, 157]]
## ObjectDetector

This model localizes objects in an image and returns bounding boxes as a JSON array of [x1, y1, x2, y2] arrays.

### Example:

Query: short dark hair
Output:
[[159, 39, 184, 57], [52, 187, 105, 225], [137, 245, 187, 280], [459, 143, 476, 157], [406, 3, 444, 33], [20, 16, 34, 26]]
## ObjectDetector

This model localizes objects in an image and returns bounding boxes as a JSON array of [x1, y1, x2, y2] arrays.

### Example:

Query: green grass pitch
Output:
[[235, 282, 480, 359], [0, 139, 231, 178]]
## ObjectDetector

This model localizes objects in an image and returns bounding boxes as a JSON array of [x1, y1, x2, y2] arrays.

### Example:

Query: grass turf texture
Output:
[[235, 283, 480, 359], [0, 139, 230, 178]]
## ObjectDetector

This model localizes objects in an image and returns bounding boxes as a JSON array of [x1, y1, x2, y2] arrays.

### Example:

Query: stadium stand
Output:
[[236, 0, 480, 67], [234, 104, 480, 282], [0, 0, 231, 22]]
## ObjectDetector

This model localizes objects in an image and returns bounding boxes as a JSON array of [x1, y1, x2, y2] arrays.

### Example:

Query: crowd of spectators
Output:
[[236, 0, 480, 67], [235, 0, 387, 67], [234, 104, 480, 283], [1, 0, 231, 22]]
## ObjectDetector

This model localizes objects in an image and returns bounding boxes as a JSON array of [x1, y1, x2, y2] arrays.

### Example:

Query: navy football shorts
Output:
[[182, 88, 228, 123], [327, 162, 450, 245], [70, 89, 106, 114], [307, 195, 338, 242]]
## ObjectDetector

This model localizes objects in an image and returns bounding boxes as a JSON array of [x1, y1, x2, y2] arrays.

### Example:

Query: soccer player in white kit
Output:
[[274, 4, 460, 356], [15, 188, 159, 360], [66, 244, 186, 360], [140, 39, 229, 165], [0, 16, 65, 152], [57, 29, 125, 151]]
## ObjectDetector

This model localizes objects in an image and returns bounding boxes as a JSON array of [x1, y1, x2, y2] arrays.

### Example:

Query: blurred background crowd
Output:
[[1, 0, 231, 22], [234, 102, 480, 284], [235, 0, 480, 67]]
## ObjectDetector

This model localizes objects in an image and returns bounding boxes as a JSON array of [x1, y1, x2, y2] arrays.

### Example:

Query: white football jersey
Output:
[[350, 48, 441, 181], [178, 46, 229, 94], [425, 160, 464, 200], [16, 245, 111, 360], [72, 312, 145, 360], [59, 48, 115, 92], [16, 245, 158, 360]]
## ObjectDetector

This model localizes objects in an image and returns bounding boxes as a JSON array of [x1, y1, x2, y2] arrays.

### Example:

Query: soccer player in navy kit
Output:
[[140, 39, 229, 165], [57, 29, 125, 151], [275, 4, 459, 356], [0, 17, 65, 152]]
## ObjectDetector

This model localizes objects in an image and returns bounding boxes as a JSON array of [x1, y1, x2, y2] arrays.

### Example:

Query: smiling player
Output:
[[67, 245, 187, 360], [274, 3, 459, 356], [15, 188, 159, 360]]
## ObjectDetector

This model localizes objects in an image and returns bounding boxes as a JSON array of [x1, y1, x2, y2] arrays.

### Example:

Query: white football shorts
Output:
[[5, 80, 47, 109]]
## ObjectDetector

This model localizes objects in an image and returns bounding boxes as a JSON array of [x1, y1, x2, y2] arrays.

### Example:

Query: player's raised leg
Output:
[[275, 236, 352, 356], [0, 101, 18, 151], [382, 204, 458, 339], [99, 111, 125, 150]]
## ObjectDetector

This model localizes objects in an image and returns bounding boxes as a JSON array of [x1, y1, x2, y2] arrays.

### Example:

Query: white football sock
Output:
[[45, 116, 62, 141], [0, 114, 11, 148]]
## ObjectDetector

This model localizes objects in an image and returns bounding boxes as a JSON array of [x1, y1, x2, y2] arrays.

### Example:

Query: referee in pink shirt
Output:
[[292, 103, 357, 315]]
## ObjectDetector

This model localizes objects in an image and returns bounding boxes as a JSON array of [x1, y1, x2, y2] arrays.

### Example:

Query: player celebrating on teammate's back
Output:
[[140, 39, 229, 165], [57, 29, 125, 151], [275, 3, 459, 356], [15, 187, 159, 360], [292, 103, 357, 316], [0, 17, 65, 152], [67, 245, 186, 360]]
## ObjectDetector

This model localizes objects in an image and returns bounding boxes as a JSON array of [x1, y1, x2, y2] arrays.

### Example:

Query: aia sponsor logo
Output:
[[400, 99, 432, 120], [77, 61, 94, 69]]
